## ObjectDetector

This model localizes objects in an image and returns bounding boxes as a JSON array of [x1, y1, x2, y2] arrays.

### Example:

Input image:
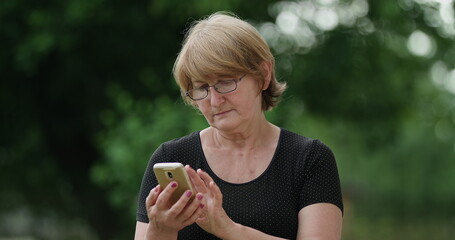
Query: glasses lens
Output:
[[215, 80, 237, 93], [187, 77, 241, 100], [190, 88, 207, 100]]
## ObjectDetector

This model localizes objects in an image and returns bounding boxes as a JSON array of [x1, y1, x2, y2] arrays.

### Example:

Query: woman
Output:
[[134, 12, 343, 240]]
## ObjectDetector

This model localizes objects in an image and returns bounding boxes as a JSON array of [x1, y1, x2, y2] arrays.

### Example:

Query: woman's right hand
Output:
[[145, 182, 205, 240]]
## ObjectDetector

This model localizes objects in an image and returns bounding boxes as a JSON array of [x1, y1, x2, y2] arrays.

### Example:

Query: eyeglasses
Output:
[[185, 74, 247, 101]]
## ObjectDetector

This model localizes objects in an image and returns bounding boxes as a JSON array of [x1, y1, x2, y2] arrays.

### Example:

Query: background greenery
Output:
[[1, 0, 454, 239]]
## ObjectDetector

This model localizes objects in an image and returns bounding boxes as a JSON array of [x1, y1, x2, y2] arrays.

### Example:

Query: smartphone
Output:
[[153, 162, 194, 203]]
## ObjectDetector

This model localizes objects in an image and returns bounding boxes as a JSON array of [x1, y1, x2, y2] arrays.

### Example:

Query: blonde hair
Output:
[[173, 12, 287, 111]]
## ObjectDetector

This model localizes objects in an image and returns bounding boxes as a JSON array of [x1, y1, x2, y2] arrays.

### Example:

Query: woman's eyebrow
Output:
[[191, 75, 236, 84], [217, 74, 236, 78], [191, 80, 206, 84]]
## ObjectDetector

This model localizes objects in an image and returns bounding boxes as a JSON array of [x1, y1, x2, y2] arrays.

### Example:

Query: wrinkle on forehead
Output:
[[191, 73, 240, 84]]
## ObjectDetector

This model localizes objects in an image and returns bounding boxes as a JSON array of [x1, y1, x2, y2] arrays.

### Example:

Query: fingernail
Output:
[[197, 194, 203, 200], [186, 190, 192, 198], [171, 182, 177, 188], [199, 203, 205, 209], [154, 187, 159, 192]]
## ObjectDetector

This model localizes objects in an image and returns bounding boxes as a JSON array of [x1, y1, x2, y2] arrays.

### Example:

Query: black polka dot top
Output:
[[137, 128, 343, 239]]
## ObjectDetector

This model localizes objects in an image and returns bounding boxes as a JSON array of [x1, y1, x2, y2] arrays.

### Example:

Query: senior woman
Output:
[[134, 12, 343, 240]]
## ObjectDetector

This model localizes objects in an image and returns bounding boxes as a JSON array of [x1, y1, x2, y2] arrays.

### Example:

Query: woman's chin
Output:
[[210, 120, 239, 132]]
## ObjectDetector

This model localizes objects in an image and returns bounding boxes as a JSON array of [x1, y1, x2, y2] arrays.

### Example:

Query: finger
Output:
[[167, 189, 195, 218], [178, 193, 204, 222], [145, 185, 161, 208], [181, 195, 206, 226], [155, 181, 179, 208], [186, 166, 208, 193], [197, 169, 215, 186], [185, 165, 199, 188]]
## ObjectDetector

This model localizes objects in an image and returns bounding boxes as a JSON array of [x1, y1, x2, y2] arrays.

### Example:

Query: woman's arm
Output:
[[216, 222, 288, 240], [195, 203, 342, 240], [297, 203, 343, 240], [134, 221, 148, 240], [295, 140, 343, 239]]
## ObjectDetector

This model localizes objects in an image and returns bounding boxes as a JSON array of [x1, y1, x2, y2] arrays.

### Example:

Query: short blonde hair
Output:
[[173, 12, 287, 111]]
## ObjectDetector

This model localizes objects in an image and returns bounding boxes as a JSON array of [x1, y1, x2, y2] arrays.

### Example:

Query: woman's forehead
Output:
[[190, 73, 237, 83]]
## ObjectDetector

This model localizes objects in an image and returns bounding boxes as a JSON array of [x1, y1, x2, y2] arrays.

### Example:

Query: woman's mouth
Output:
[[214, 110, 231, 116]]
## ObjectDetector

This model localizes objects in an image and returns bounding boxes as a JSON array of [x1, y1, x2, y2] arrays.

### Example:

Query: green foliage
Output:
[[93, 85, 207, 217], [2, 0, 455, 239]]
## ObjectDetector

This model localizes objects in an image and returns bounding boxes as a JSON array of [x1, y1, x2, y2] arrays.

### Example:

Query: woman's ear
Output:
[[260, 60, 272, 90]]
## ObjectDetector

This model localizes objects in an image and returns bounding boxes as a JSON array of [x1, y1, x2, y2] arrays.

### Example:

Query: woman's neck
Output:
[[207, 118, 279, 150]]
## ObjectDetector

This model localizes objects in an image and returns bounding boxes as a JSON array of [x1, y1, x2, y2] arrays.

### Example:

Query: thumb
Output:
[[209, 181, 223, 202]]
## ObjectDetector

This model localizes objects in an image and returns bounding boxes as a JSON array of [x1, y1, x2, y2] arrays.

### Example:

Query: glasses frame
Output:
[[185, 74, 247, 101]]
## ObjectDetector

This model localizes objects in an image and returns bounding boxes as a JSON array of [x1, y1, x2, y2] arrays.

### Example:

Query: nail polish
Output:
[[186, 191, 192, 198], [171, 182, 177, 188], [197, 194, 203, 200]]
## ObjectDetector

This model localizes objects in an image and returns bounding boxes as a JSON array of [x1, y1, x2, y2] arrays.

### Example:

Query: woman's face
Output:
[[193, 74, 264, 132]]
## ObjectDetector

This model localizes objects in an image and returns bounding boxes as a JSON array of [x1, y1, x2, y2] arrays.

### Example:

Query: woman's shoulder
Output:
[[279, 128, 333, 154], [280, 128, 319, 145], [161, 131, 201, 149], [151, 131, 202, 163], [278, 129, 337, 178]]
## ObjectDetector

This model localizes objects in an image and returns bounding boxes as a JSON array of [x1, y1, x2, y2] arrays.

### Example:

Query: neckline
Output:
[[196, 128, 284, 185]]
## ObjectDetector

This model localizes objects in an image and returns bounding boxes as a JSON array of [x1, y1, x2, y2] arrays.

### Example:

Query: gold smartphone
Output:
[[153, 162, 194, 204]]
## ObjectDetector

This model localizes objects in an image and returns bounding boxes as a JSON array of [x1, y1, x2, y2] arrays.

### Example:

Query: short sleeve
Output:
[[299, 140, 343, 213], [136, 144, 166, 223]]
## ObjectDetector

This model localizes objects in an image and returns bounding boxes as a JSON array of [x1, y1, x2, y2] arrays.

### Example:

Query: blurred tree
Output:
[[0, 0, 281, 238], [1, 0, 454, 239], [261, 0, 455, 216]]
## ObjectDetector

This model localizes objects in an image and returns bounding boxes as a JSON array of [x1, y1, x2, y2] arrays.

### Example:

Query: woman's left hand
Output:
[[185, 166, 237, 239]]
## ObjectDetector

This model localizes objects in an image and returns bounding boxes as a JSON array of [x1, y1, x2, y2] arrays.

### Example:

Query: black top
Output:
[[136, 128, 343, 239]]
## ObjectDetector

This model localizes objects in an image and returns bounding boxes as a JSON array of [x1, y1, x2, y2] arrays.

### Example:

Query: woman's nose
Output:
[[208, 88, 225, 106]]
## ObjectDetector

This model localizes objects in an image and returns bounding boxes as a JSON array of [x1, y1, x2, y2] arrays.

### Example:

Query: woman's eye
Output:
[[218, 80, 233, 85], [195, 86, 207, 91]]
